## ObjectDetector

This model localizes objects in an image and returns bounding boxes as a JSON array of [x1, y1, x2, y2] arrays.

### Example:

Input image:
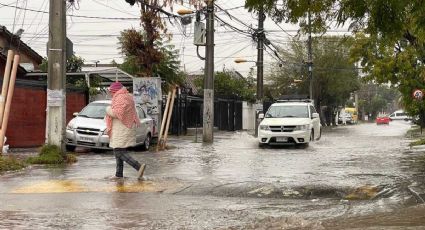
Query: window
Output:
[[265, 105, 309, 118], [78, 103, 108, 119], [309, 105, 317, 118]]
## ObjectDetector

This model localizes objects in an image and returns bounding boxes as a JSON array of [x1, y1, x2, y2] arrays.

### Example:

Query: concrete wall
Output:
[[5, 81, 87, 147], [242, 102, 255, 130]]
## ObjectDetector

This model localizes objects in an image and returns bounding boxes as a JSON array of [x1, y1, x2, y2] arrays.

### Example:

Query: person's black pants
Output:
[[113, 148, 141, 177]]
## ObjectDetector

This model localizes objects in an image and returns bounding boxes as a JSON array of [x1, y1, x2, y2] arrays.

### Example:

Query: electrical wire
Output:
[[0, 2, 141, 20], [92, 0, 138, 17]]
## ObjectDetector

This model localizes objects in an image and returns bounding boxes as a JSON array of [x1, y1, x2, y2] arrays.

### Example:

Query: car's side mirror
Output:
[[312, 113, 319, 119], [258, 113, 264, 119], [73, 112, 79, 117]]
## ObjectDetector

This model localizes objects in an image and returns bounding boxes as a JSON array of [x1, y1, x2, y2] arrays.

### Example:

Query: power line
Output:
[[0, 2, 141, 20], [270, 19, 295, 38], [92, 0, 138, 17]]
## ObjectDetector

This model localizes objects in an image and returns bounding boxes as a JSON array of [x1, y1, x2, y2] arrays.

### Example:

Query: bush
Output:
[[27, 145, 77, 165], [0, 156, 26, 173], [410, 138, 425, 147]]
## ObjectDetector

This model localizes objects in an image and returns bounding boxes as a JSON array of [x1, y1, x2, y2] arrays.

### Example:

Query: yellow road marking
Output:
[[11, 179, 183, 194]]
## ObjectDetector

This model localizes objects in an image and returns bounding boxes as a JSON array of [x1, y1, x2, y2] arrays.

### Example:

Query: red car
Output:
[[376, 115, 390, 125]]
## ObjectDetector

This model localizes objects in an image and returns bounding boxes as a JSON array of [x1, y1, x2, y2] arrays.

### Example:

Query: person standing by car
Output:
[[105, 81, 146, 179]]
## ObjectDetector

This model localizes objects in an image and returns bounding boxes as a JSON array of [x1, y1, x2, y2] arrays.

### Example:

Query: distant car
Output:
[[338, 113, 353, 124], [376, 115, 390, 125], [389, 110, 410, 121], [65, 100, 153, 151]]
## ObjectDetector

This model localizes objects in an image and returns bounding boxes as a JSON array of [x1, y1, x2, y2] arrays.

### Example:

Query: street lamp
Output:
[[234, 58, 263, 137], [234, 58, 256, 64], [177, 9, 194, 15], [234, 58, 262, 100]]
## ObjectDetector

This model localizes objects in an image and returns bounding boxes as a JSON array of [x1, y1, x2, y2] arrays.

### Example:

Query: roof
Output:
[[81, 67, 134, 86], [25, 67, 134, 87], [0, 26, 43, 64], [272, 102, 312, 106]]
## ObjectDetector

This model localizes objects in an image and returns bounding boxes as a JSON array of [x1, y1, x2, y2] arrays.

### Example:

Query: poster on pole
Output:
[[47, 89, 64, 107], [133, 77, 162, 137]]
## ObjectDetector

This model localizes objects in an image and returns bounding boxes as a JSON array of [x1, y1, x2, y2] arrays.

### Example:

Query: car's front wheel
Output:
[[66, 145, 76, 152], [310, 130, 315, 142], [317, 128, 322, 140]]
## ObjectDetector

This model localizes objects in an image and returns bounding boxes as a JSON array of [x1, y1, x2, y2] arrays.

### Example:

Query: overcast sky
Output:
[[0, 0, 350, 76]]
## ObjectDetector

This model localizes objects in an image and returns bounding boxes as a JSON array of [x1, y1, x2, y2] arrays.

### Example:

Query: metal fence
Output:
[[164, 94, 243, 135]]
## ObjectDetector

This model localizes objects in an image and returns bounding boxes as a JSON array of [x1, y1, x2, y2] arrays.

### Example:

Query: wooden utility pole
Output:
[[203, 0, 214, 143], [47, 0, 66, 150], [0, 50, 14, 128], [0, 52, 19, 154]]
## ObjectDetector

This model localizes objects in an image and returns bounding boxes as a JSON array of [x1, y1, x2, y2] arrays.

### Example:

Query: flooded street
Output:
[[1, 121, 425, 229]]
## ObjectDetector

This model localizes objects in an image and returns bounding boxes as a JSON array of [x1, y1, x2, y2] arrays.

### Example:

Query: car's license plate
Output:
[[80, 136, 94, 142], [276, 137, 288, 142]]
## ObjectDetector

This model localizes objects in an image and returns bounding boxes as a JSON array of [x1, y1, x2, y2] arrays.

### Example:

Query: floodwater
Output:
[[1, 120, 424, 229]]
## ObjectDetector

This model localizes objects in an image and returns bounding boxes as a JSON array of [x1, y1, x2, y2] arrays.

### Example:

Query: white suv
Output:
[[258, 100, 321, 147]]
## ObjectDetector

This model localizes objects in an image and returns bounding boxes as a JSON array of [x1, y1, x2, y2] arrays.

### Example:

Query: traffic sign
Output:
[[413, 89, 424, 100]]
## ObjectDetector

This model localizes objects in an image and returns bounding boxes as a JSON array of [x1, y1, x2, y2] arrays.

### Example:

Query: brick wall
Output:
[[5, 82, 87, 147]]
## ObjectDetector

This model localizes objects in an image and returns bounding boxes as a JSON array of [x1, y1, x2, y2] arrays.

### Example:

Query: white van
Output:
[[389, 110, 410, 121]]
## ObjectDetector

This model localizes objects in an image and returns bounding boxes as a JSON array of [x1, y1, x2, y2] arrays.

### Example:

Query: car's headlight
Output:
[[259, 125, 270, 130], [295, 124, 309, 130], [66, 121, 75, 130]]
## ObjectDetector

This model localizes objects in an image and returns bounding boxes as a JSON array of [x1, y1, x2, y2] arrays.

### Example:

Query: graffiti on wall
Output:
[[133, 78, 161, 115], [133, 77, 162, 136]]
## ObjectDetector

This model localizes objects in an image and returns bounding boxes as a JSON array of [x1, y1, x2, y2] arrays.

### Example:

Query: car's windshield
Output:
[[78, 103, 109, 119], [265, 105, 309, 118]]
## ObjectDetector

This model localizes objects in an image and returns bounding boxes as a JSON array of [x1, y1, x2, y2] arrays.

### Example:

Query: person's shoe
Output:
[[138, 164, 146, 180]]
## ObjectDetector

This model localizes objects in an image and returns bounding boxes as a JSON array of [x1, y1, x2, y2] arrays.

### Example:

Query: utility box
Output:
[[194, 21, 206, 46]]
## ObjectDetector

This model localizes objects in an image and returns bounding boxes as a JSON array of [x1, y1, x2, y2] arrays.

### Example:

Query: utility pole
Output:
[[254, 7, 265, 137], [203, 0, 214, 143], [257, 7, 265, 101], [307, 2, 313, 103], [47, 0, 66, 151]]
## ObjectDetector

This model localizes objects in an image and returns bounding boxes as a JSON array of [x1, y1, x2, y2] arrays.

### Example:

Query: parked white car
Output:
[[258, 100, 321, 147], [65, 100, 153, 151]]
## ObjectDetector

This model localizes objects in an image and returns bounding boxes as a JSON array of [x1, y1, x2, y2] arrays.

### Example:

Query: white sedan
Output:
[[65, 100, 153, 151]]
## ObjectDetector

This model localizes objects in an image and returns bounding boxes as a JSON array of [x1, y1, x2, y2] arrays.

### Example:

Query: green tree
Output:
[[118, 30, 186, 91], [266, 37, 360, 124], [357, 83, 400, 119], [194, 70, 256, 103], [39, 55, 84, 73], [123, 0, 203, 77], [39, 55, 103, 96], [245, 0, 425, 125]]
